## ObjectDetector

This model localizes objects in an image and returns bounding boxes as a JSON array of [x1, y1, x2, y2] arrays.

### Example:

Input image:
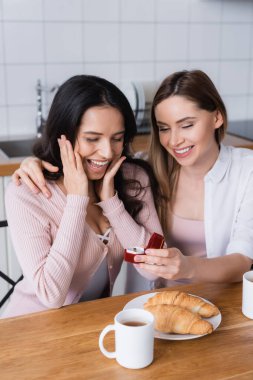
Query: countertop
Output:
[[1, 133, 253, 177]]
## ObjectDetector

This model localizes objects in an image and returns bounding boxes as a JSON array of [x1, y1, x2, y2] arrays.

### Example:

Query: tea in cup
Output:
[[99, 308, 154, 369]]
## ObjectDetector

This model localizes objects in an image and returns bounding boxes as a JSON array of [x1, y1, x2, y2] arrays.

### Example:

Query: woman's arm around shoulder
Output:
[[12, 156, 59, 198]]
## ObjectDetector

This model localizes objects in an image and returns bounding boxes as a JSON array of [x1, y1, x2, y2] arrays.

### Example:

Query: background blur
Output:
[[0, 0, 253, 137]]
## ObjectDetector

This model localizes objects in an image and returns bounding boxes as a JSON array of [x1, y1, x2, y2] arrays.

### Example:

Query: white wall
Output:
[[0, 0, 253, 137]]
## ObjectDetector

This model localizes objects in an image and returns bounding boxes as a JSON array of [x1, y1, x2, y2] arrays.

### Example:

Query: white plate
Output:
[[123, 292, 222, 340]]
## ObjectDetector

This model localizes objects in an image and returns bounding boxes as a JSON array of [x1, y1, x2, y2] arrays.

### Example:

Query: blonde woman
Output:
[[134, 70, 253, 285]]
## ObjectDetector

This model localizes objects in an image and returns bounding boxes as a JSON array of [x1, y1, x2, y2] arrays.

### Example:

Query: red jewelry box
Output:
[[124, 232, 164, 264]]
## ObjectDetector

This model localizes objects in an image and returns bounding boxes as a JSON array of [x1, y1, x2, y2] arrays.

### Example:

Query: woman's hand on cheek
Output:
[[59, 135, 88, 196], [134, 247, 193, 281], [96, 156, 126, 201]]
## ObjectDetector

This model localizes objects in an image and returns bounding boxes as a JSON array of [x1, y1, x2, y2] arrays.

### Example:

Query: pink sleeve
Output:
[[5, 183, 89, 308]]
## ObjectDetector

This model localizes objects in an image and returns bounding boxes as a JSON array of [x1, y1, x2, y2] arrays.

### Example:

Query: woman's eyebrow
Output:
[[157, 117, 197, 127], [82, 131, 102, 135], [156, 121, 169, 127], [81, 130, 125, 135], [176, 116, 197, 124]]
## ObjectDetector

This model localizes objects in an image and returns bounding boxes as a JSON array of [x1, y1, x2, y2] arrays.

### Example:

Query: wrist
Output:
[[100, 189, 116, 201], [186, 256, 199, 280], [64, 183, 88, 196]]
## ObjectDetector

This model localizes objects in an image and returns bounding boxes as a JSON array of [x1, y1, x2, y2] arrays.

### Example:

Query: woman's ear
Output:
[[214, 110, 223, 130]]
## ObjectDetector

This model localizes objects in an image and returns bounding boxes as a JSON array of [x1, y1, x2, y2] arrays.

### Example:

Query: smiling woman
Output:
[[2, 75, 163, 319], [133, 69, 253, 287]]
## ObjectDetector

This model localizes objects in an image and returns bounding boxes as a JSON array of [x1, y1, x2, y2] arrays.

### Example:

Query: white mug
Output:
[[99, 308, 154, 369], [242, 270, 253, 319]]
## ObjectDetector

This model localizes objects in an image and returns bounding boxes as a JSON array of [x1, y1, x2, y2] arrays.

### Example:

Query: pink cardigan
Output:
[[2, 163, 162, 318]]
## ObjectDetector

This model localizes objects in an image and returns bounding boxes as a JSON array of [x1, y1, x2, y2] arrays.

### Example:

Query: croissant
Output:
[[145, 290, 219, 318], [145, 304, 213, 335]]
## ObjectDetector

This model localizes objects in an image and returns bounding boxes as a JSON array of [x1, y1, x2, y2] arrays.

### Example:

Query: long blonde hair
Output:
[[149, 70, 228, 232]]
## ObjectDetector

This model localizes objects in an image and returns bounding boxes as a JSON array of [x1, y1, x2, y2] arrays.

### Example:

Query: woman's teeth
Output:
[[175, 146, 193, 154], [88, 160, 109, 167]]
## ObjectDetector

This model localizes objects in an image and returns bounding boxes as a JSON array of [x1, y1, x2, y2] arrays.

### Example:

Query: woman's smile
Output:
[[173, 145, 194, 158], [85, 159, 110, 173]]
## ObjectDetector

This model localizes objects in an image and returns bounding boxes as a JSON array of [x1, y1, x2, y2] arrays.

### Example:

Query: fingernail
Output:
[[145, 249, 151, 254]]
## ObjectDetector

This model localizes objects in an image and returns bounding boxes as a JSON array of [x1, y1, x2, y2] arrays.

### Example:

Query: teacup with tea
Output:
[[99, 308, 154, 369]]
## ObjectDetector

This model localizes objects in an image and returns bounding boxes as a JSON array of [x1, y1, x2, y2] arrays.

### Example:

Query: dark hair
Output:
[[33, 75, 157, 221], [149, 69, 228, 232]]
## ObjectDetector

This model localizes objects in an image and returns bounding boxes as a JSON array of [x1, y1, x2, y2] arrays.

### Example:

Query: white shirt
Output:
[[204, 144, 253, 259]]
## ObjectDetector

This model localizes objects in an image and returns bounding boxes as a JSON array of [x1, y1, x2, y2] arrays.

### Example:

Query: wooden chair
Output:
[[0, 220, 23, 308]]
